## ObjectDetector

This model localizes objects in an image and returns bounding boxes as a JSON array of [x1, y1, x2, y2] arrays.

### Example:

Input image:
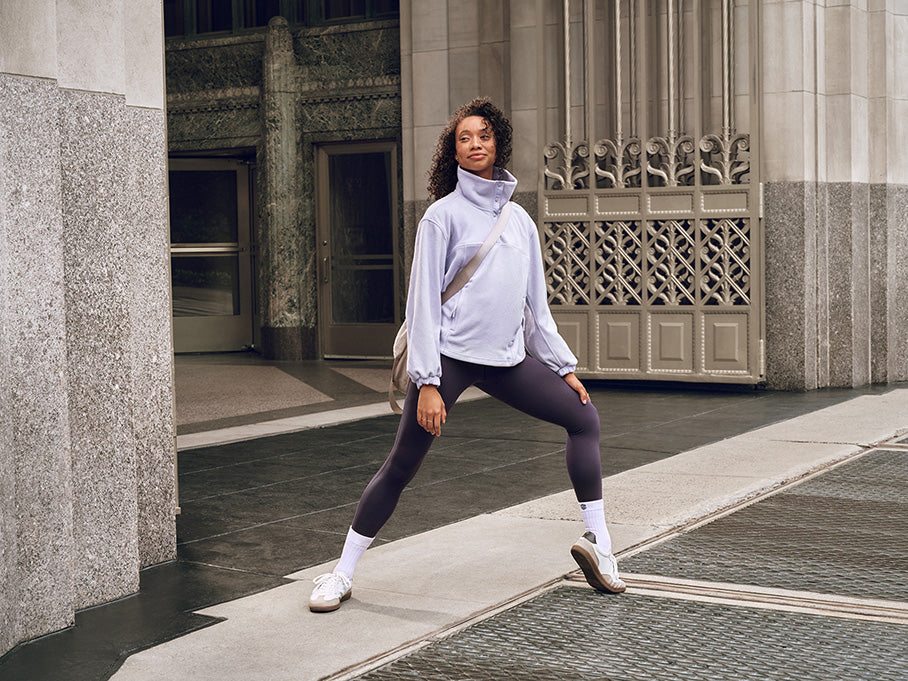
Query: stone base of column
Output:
[[260, 326, 318, 360], [764, 180, 908, 390]]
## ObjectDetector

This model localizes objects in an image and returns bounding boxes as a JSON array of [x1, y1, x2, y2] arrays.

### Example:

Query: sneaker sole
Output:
[[570, 544, 626, 594], [309, 589, 352, 613]]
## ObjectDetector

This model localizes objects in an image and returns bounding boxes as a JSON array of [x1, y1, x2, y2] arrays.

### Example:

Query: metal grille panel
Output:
[[621, 450, 908, 600], [356, 589, 908, 681], [539, 0, 762, 383]]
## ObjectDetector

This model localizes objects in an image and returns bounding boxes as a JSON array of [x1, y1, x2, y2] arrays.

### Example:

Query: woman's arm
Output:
[[405, 217, 448, 389]]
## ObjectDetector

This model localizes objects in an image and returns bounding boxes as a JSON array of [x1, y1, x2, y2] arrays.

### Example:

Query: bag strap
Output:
[[441, 202, 512, 305], [389, 352, 406, 414]]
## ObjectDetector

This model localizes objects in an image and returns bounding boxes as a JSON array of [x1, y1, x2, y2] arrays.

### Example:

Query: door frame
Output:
[[169, 157, 255, 353], [315, 140, 401, 358]]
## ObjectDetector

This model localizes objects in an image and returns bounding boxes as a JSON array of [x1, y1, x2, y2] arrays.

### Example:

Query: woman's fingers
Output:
[[421, 408, 444, 436], [432, 405, 446, 435], [563, 372, 589, 404], [417, 386, 447, 435]]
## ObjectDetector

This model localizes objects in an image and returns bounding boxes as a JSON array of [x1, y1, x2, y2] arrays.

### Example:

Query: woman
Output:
[[309, 98, 624, 612]]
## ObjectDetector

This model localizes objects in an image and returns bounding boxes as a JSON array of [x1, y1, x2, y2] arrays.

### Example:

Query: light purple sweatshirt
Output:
[[406, 165, 578, 388]]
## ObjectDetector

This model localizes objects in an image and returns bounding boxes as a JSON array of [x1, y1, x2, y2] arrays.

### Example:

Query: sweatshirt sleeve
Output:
[[405, 216, 447, 388], [523, 220, 578, 376]]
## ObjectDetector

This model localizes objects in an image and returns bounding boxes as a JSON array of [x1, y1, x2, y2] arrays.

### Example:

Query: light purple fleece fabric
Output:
[[406, 165, 577, 388]]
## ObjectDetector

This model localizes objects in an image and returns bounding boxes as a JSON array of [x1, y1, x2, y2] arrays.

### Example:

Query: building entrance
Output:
[[168, 158, 255, 353], [316, 142, 400, 357]]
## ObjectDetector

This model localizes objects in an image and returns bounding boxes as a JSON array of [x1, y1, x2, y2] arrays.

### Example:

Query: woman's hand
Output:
[[417, 385, 447, 436], [563, 372, 590, 405]]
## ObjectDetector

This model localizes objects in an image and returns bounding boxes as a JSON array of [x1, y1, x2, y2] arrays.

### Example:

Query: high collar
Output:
[[455, 165, 517, 215]]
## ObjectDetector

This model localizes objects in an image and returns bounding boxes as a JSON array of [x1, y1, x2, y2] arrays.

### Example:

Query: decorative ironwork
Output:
[[700, 218, 750, 305], [544, 140, 590, 190], [700, 130, 751, 184], [646, 220, 696, 305], [593, 136, 642, 188], [595, 221, 643, 305], [537, 0, 761, 381], [543, 0, 590, 191], [544, 222, 591, 305], [646, 131, 696, 186]]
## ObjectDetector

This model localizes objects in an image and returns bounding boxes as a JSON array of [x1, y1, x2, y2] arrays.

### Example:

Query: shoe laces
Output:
[[312, 572, 351, 597], [598, 549, 623, 581]]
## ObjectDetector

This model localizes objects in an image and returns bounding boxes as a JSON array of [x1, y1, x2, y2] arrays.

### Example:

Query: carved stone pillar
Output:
[[260, 16, 314, 358]]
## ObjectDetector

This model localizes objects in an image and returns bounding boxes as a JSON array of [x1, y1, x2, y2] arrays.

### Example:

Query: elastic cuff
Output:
[[415, 377, 441, 389]]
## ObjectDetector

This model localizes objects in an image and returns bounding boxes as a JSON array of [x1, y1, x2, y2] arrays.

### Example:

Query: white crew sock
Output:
[[579, 499, 613, 554], [333, 527, 374, 578]]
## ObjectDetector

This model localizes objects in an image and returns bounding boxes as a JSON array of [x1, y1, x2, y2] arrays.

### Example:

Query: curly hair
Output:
[[426, 97, 513, 201]]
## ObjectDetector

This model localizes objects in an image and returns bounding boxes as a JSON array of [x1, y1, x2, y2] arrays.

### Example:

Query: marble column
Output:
[[260, 16, 311, 359]]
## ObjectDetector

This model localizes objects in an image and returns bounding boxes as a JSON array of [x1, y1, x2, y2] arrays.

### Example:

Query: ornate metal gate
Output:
[[539, 0, 763, 383]]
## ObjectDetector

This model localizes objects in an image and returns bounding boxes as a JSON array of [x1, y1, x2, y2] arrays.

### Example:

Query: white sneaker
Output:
[[570, 531, 626, 594], [308, 572, 352, 612]]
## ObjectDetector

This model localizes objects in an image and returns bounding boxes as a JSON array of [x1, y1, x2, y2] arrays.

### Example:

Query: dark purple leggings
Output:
[[351, 355, 603, 538]]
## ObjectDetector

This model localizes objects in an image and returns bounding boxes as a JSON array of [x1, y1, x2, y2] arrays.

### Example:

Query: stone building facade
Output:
[[400, 0, 908, 391], [2, 0, 907, 658], [166, 13, 403, 360], [166, 0, 908, 390]]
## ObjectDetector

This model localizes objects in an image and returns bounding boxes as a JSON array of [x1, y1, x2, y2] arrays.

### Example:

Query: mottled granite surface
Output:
[[123, 106, 177, 568], [0, 79, 176, 659], [829, 183, 870, 387], [60, 89, 142, 609], [0, 73, 74, 656], [764, 181, 905, 390], [763, 182, 817, 390], [870, 183, 908, 383], [889, 185, 908, 380]]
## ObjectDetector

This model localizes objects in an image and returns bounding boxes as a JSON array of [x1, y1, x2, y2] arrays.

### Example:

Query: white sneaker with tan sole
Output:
[[570, 531, 626, 594], [308, 572, 352, 612]]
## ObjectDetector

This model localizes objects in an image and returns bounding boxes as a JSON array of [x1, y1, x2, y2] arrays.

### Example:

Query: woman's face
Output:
[[454, 115, 496, 180]]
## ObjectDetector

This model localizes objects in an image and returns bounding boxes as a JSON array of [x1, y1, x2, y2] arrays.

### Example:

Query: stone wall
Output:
[[0, 0, 175, 657], [398, 0, 908, 390], [401, 0, 522, 270], [167, 0, 908, 386], [761, 1, 908, 389], [166, 17, 403, 359]]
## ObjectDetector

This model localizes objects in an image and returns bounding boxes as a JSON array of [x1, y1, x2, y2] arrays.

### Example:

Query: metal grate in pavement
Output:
[[620, 449, 908, 601], [354, 588, 908, 681]]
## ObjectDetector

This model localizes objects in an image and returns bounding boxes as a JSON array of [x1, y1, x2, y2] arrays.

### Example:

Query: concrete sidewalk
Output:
[[111, 388, 908, 681]]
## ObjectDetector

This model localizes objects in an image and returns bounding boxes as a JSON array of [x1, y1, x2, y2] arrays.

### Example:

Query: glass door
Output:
[[317, 142, 400, 357], [168, 158, 254, 353]]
